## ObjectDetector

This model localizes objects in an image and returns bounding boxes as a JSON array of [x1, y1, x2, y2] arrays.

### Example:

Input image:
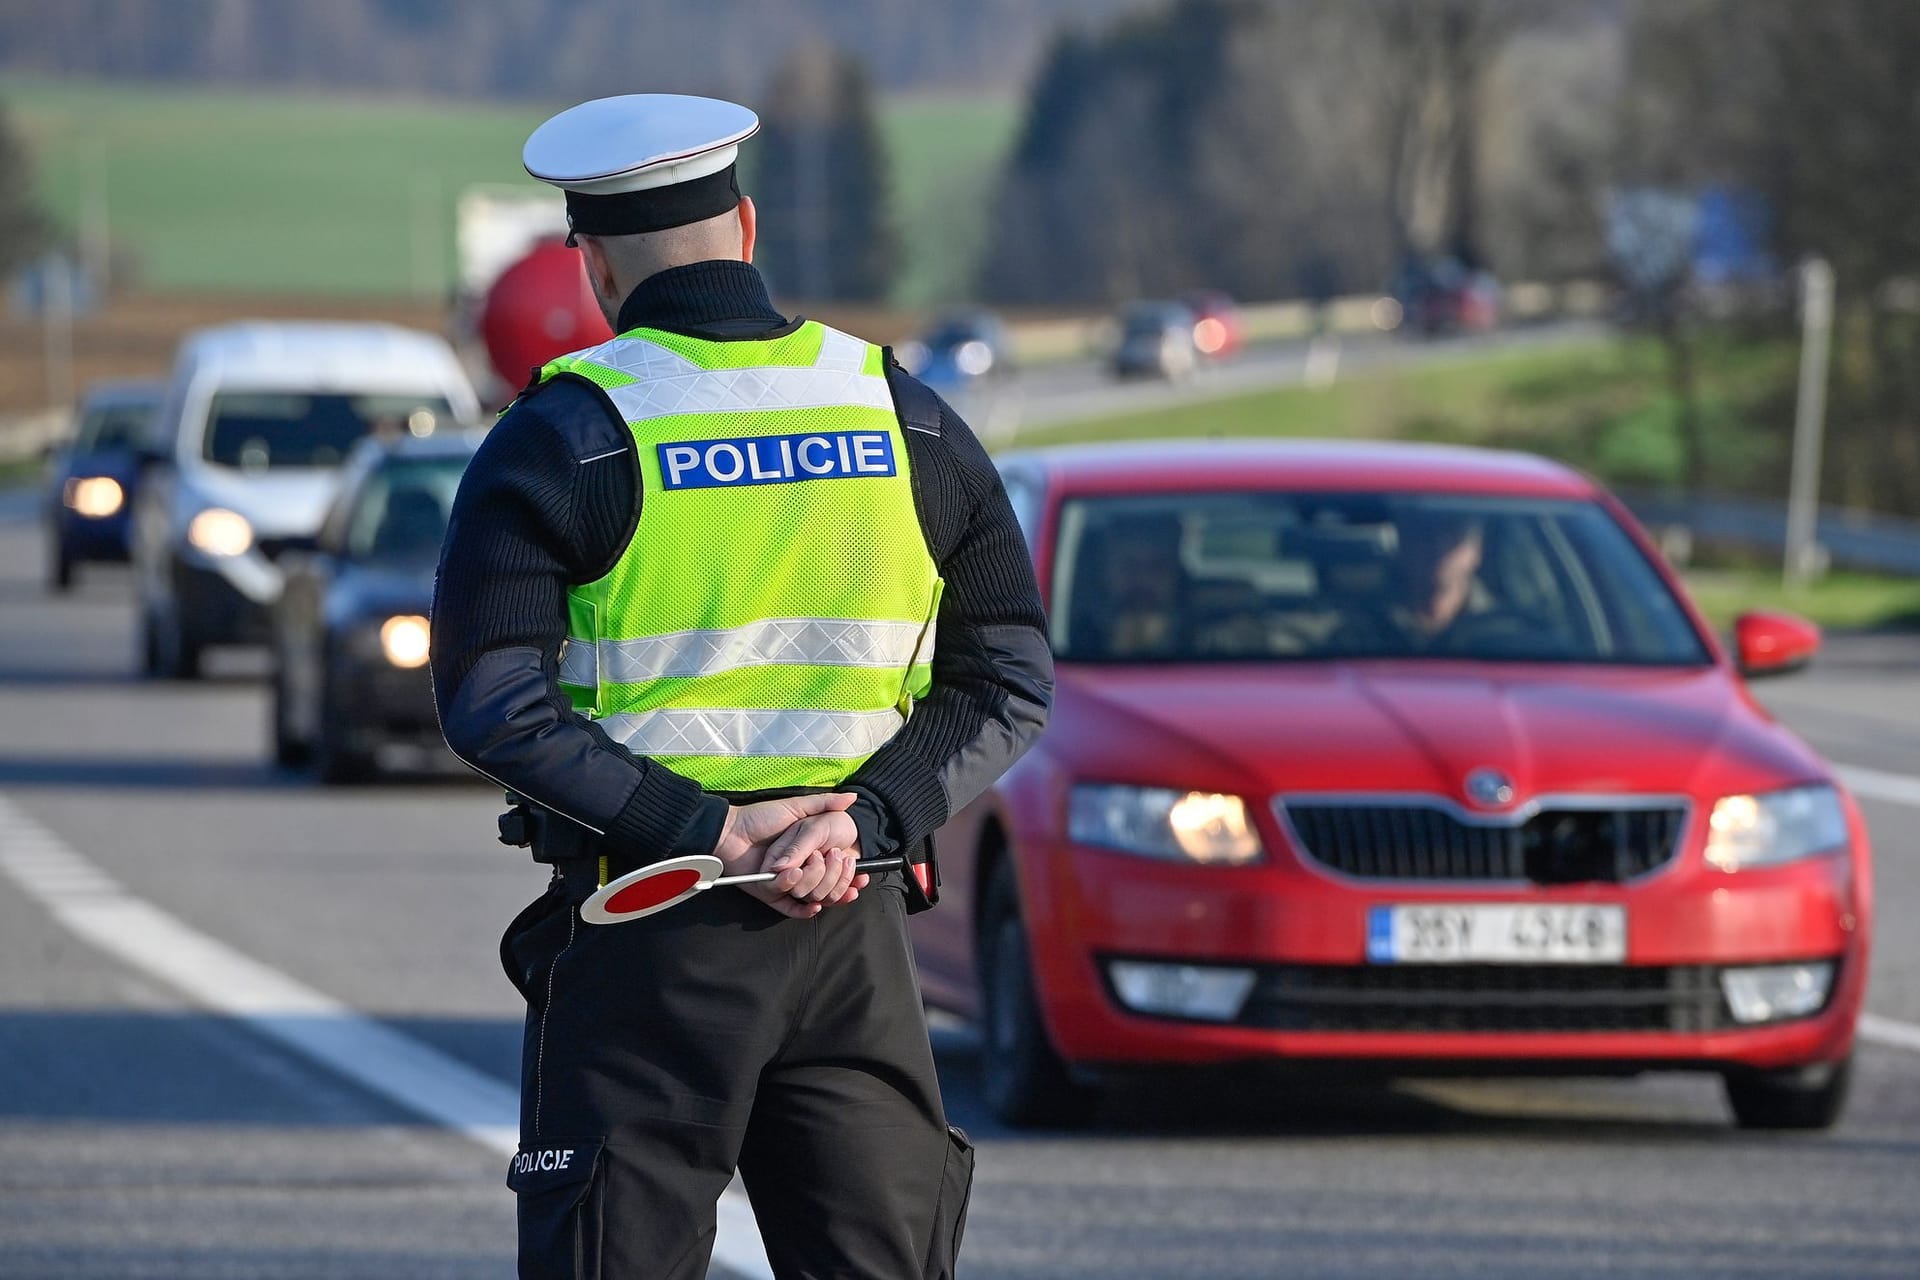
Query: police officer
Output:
[[431, 94, 1053, 1279]]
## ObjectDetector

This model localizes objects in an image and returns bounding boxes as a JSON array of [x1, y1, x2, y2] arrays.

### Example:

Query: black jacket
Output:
[[431, 259, 1052, 872]]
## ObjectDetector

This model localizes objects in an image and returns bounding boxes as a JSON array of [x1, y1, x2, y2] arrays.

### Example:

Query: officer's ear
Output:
[[736, 196, 757, 264], [577, 234, 618, 302]]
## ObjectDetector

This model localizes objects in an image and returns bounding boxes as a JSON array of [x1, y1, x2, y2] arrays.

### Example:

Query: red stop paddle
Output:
[[580, 853, 907, 925]]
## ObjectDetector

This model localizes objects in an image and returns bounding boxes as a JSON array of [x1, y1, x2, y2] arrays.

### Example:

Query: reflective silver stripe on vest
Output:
[[595, 707, 905, 759], [558, 639, 596, 688], [605, 362, 893, 422], [576, 327, 891, 423], [569, 617, 927, 686]]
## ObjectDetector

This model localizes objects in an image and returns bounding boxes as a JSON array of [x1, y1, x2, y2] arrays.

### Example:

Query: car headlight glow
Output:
[[379, 615, 431, 668], [186, 507, 253, 556], [953, 339, 994, 376], [1192, 317, 1228, 355], [1068, 784, 1263, 865], [1704, 784, 1848, 871], [63, 476, 125, 518], [895, 340, 929, 374]]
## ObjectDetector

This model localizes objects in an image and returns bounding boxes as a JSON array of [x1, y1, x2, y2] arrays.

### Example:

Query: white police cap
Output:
[[523, 94, 760, 239]]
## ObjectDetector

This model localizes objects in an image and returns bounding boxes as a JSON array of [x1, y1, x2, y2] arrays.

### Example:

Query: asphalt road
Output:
[[2, 505, 1918, 1278]]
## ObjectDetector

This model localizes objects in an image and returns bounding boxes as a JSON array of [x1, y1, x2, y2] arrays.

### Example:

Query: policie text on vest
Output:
[[658, 430, 897, 491]]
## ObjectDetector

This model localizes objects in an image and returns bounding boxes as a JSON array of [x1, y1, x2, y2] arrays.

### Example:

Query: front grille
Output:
[[1236, 963, 1731, 1034], [1283, 802, 1687, 883]]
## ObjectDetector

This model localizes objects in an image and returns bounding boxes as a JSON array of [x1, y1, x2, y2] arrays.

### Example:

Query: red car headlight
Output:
[[1704, 785, 1848, 871], [1067, 784, 1264, 866]]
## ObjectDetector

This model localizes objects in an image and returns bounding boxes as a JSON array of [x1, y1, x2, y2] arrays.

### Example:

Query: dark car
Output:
[[896, 308, 1014, 393], [1111, 301, 1201, 380], [1384, 255, 1501, 338], [45, 380, 164, 590], [270, 432, 481, 782]]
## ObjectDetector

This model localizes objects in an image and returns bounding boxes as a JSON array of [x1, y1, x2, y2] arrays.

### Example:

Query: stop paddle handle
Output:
[[581, 853, 914, 925]]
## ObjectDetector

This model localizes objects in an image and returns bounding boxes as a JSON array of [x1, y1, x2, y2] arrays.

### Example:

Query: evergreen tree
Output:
[[752, 45, 900, 303], [0, 100, 47, 279]]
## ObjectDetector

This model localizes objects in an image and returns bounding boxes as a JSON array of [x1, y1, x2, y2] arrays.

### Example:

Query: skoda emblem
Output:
[[1465, 768, 1516, 808]]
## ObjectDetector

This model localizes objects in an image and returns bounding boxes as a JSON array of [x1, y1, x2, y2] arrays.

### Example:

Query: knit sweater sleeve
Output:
[[844, 367, 1054, 860], [430, 378, 726, 857]]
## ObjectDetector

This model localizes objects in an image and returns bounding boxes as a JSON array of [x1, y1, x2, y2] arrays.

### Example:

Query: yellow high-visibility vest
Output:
[[540, 320, 942, 792]]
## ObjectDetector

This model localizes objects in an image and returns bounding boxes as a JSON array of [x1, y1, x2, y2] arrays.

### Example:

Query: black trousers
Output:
[[501, 873, 971, 1280]]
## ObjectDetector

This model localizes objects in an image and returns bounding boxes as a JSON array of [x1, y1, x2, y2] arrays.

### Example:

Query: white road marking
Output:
[[0, 792, 775, 1279], [1860, 1014, 1920, 1055], [1835, 764, 1920, 810]]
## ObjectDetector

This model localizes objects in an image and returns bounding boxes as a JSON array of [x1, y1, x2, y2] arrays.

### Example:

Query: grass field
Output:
[[1042, 333, 1800, 495], [8, 77, 1019, 304], [876, 94, 1021, 305], [1682, 567, 1920, 632]]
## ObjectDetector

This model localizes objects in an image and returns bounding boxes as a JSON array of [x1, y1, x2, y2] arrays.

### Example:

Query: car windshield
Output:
[[343, 457, 470, 562], [203, 392, 455, 469], [1051, 491, 1710, 665], [76, 399, 159, 452], [1122, 304, 1188, 335]]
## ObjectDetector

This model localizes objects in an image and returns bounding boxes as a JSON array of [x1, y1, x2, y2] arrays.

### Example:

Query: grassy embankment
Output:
[[9, 77, 1018, 306], [1039, 333, 1920, 632]]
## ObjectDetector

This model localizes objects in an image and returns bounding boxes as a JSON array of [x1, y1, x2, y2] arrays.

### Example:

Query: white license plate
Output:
[[1367, 904, 1626, 964]]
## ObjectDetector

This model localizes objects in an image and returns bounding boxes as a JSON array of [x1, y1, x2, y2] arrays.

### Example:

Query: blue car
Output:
[[896, 309, 1014, 394], [44, 380, 165, 591]]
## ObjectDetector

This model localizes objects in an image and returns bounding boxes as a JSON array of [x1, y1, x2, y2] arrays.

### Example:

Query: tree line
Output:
[[971, 0, 1920, 518], [979, 0, 1609, 304], [0, 0, 1131, 98]]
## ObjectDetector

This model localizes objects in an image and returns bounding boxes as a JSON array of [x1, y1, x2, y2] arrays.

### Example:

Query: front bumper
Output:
[[55, 507, 134, 563], [175, 559, 273, 645], [328, 652, 450, 762], [1026, 838, 1867, 1074]]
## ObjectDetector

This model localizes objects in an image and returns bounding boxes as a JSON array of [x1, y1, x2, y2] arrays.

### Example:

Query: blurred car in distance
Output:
[[1181, 290, 1245, 362], [271, 432, 481, 782], [919, 439, 1870, 1133], [43, 379, 164, 591], [895, 308, 1014, 393], [1380, 256, 1501, 337], [132, 322, 480, 679], [1111, 300, 1201, 380]]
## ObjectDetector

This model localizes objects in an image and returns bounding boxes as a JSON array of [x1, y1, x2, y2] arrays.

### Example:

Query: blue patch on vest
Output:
[[657, 431, 897, 491]]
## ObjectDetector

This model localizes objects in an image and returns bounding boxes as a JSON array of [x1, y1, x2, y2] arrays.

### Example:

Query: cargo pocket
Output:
[[500, 886, 569, 1002], [921, 1124, 975, 1280], [507, 1138, 605, 1280]]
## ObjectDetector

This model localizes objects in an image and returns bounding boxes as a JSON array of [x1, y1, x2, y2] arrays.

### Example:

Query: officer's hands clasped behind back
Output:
[[712, 791, 868, 918]]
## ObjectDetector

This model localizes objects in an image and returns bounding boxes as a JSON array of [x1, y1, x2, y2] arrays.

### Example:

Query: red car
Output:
[[917, 440, 1871, 1130]]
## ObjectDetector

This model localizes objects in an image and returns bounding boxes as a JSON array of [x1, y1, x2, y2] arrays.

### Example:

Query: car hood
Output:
[[1050, 660, 1829, 807], [325, 562, 435, 626], [56, 449, 145, 485], [181, 467, 341, 538]]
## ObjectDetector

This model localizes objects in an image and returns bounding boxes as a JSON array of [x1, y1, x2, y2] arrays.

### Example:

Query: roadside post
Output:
[[1785, 256, 1834, 590]]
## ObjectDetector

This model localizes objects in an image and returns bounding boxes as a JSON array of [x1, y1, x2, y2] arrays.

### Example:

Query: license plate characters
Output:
[[1367, 904, 1627, 964]]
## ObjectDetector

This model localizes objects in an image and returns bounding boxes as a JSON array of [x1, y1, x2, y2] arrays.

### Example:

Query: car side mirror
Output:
[[1733, 611, 1820, 678]]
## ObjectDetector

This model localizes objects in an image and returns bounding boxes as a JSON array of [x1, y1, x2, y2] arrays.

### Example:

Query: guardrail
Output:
[[1007, 279, 1616, 365], [1622, 489, 1920, 577]]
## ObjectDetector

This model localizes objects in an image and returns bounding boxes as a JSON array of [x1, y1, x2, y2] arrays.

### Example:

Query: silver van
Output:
[[132, 322, 480, 678]]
